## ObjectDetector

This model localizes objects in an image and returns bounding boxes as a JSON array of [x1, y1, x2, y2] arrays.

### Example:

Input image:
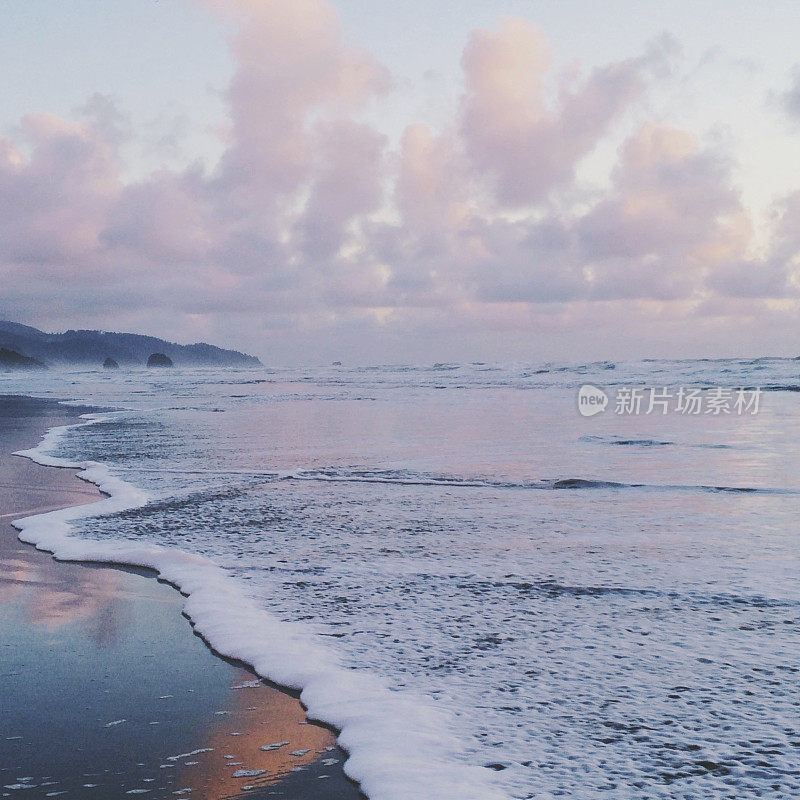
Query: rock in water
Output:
[[147, 352, 174, 367], [103, 357, 119, 369]]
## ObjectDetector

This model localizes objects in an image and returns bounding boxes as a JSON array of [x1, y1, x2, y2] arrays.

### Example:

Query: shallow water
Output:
[[2, 359, 799, 799]]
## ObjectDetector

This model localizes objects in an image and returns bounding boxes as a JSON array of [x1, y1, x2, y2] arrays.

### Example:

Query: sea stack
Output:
[[103, 357, 119, 369], [147, 352, 173, 367]]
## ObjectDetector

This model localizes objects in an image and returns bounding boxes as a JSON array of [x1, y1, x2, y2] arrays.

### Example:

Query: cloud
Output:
[[0, 111, 120, 267], [459, 18, 670, 207], [0, 0, 798, 361], [208, 0, 389, 207], [708, 191, 800, 298], [577, 122, 747, 300], [378, 120, 751, 308], [780, 67, 800, 121], [102, 168, 212, 262], [295, 120, 387, 261]]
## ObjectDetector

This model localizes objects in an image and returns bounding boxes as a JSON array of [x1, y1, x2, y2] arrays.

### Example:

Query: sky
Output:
[[2, 0, 800, 364]]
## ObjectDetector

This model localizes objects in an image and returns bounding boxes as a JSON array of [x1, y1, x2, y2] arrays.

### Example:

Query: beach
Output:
[[0, 360, 796, 800], [4, 0, 799, 796], [0, 395, 362, 800]]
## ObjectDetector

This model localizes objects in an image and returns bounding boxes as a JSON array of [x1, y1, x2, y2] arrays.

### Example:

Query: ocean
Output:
[[3, 359, 799, 800]]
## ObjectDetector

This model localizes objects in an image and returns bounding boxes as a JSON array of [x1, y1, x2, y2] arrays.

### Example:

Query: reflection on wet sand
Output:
[[0, 397, 360, 800], [0, 454, 134, 642], [173, 673, 337, 798], [0, 550, 127, 641]]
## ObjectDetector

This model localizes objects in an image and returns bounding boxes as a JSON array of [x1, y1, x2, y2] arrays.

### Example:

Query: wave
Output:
[[457, 579, 800, 611], [549, 477, 633, 489], [580, 435, 740, 451], [13, 414, 509, 800], [579, 435, 674, 447], [85, 462, 792, 500], [284, 468, 792, 496]]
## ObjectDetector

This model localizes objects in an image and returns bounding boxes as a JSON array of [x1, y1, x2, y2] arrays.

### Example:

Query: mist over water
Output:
[[3, 359, 799, 799]]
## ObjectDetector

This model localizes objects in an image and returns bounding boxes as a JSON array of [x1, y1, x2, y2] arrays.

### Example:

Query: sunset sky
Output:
[[2, 0, 800, 363]]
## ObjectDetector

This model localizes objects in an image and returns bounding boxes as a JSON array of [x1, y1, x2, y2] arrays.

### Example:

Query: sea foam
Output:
[[12, 411, 508, 800]]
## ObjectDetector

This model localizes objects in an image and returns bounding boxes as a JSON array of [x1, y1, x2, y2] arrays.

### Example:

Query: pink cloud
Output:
[[0, 111, 120, 266], [0, 0, 798, 360], [708, 191, 800, 298], [102, 168, 213, 262], [577, 122, 745, 299], [460, 18, 667, 206], [296, 120, 387, 260], [207, 0, 389, 208]]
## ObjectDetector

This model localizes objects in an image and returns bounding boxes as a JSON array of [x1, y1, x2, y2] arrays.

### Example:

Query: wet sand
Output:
[[0, 395, 363, 799]]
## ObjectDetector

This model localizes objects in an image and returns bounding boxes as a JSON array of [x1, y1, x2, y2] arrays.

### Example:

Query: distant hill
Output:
[[0, 347, 47, 370], [0, 321, 261, 368]]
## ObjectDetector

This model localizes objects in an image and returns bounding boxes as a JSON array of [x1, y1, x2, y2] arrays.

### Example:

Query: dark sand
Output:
[[0, 395, 363, 800]]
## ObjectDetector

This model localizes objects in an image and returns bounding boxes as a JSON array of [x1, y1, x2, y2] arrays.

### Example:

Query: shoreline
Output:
[[0, 394, 363, 799], [4, 392, 507, 800]]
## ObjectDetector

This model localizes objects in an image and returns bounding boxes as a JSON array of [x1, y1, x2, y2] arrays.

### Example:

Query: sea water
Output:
[[3, 359, 799, 799]]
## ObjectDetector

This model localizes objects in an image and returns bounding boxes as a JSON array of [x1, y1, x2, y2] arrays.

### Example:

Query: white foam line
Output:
[[113, 466, 285, 477], [291, 472, 492, 487], [11, 413, 509, 800]]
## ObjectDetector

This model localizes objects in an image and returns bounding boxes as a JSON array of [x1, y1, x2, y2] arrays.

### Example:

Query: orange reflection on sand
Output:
[[172, 670, 337, 798], [0, 551, 125, 643]]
